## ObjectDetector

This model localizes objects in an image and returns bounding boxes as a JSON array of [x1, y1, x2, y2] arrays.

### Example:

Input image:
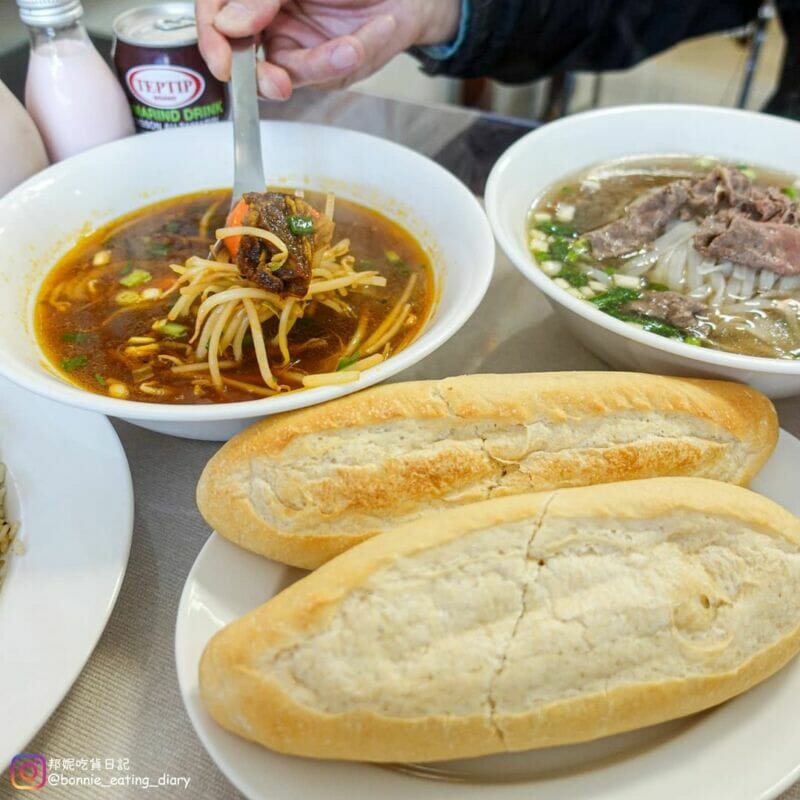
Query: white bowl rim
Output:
[[0, 121, 495, 422], [486, 103, 800, 376]]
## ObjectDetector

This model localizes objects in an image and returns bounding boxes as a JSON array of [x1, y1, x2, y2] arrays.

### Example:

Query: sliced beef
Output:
[[750, 187, 796, 224], [694, 212, 800, 276], [622, 291, 706, 330], [687, 165, 796, 224], [585, 181, 690, 259], [237, 192, 313, 298], [686, 165, 753, 216]]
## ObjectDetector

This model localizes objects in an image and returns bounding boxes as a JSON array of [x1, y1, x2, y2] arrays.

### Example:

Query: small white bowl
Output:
[[486, 104, 800, 398], [0, 122, 494, 440]]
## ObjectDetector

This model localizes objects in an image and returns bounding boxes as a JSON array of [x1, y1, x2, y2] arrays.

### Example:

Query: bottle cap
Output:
[[16, 0, 83, 28]]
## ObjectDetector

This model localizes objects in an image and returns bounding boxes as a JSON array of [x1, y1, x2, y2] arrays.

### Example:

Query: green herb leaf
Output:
[[287, 214, 315, 236], [535, 219, 577, 238], [94, 373, 107, 387], [557, 263, 589, 288], [356, 258, 375, 270], [120, 269, 152, 287], [336, 352, 360, 371], [165, 221, 180, 233], [782, 186, 799, 201], [61, 355, 88, 372], [634, 316, 684, 338], [549, 239, 572, 262], [591, 286, 641, 313], [61, 331, 90, 343], [684, 335, 704, 346], [241, 332, 253, 347], [120, 261, 133, 276], [646, 282, 670, 292]]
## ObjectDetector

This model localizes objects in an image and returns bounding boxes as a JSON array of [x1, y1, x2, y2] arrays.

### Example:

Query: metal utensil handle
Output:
[[230, 39, 265, 205]]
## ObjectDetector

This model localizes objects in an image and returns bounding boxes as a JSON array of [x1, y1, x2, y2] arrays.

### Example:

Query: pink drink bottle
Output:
[[18, 0, 135, 162]]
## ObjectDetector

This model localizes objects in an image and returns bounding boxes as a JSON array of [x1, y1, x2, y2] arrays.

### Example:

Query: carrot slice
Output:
[[224, 198, 249, 258]]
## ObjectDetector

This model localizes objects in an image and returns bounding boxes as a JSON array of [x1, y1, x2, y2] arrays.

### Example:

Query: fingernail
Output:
[[330, 43, 359, 71], [216, 1, 250, 28]]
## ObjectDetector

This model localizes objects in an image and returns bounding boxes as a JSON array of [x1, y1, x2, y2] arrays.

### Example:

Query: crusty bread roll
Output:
[[197, 372, 777, 569], [199, 477, 800, 763]]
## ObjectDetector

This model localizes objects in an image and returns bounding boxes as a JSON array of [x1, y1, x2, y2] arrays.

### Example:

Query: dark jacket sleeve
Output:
[[413, 0, 761, 83]]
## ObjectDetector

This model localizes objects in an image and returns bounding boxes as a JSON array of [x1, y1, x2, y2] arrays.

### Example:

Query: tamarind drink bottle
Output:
[[113, 3, 228, 132]]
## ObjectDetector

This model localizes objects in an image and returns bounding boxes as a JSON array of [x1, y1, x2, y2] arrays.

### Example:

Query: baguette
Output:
[[197, 372, 778, 569], [199, 477, 800, 762]]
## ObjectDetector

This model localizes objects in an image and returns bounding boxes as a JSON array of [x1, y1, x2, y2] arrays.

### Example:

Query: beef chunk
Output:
[[749, 187, 796, 225], [585, 181, 690, 259], [237, 192, 313, 297], [686, 165, 753, 216], [622, 291, 706, 330], [694, 212, 800, 276], [688, 166, 796, 224]]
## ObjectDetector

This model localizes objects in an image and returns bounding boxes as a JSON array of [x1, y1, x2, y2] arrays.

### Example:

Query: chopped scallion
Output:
[[146, 242, 171, 258], [287, 215, 315, 236], [61, 331, 90, 343], [782, 186, 799, 201], [120, 269, 152, 287], [61, 355, 88, 372], [336, 352, 361, 371], [158, 322, 188, 339], [115, 290, 141, 306], [94, 373, 107, 387], [384, 250, 402, 264]]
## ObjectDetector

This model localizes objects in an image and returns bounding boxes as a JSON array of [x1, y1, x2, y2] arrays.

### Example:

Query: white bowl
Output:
[[486, 104, 800, 398], [0, 122, 494, 440]]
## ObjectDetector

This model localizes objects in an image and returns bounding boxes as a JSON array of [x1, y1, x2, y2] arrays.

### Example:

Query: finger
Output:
[[255, 60, 293, 101], [214, 0, 281, 39], [196, 0, 231, 81], [268, 14, 397, 88]]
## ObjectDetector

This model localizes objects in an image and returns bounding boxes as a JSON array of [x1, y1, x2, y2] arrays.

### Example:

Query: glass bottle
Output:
[[18, 0, 135, 162]]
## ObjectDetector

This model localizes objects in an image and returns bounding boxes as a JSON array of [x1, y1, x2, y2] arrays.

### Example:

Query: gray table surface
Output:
[[2, 89, 799, 800]]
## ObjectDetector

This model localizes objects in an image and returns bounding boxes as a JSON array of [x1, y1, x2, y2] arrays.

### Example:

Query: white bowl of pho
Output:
[[486, 105, 800, 398], [0, 122, 494, 440]]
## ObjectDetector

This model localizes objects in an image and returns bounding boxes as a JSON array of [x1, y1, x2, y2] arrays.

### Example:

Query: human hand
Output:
[[196, 0, 461, 100]]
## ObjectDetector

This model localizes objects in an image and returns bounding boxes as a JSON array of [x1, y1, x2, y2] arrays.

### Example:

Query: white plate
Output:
[[0, 376, 133, 766], [176, 430, 800, 800]]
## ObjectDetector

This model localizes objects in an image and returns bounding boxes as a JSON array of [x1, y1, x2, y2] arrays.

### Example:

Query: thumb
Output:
[[214, 0, 281, 38]]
